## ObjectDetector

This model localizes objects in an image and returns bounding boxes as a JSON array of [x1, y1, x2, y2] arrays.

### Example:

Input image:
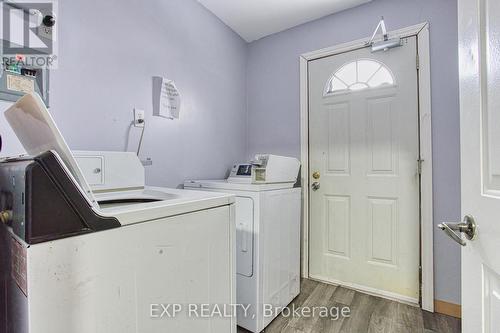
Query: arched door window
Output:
[[324, 59, 395, 95]]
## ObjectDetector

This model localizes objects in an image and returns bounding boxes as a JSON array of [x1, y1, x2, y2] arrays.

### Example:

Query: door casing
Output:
[[299, 22, 434, 312]]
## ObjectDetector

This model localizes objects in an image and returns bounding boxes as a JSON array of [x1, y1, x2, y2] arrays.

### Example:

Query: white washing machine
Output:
[[184, 179, 301, 333], [0, 94, 236, 333]]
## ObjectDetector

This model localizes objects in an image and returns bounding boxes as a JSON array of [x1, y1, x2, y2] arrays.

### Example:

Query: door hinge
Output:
[[416, 55, 420, 70], [417, 158, 424, 175]]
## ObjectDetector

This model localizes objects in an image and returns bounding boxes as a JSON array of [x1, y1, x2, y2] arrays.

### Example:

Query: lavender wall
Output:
[[246, 0, 461, 304], [46, 0, 247, 187], [0, 0, 460, 305]]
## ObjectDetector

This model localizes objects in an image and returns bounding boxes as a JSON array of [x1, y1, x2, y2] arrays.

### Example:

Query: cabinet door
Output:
[[74, 156, 104, 185]]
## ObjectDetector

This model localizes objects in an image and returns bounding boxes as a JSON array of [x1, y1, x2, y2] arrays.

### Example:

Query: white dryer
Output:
[[184, 179, 301, 333]]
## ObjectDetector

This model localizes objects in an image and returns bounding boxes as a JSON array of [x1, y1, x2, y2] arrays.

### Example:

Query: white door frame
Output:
[[299, 22, 434, 312]]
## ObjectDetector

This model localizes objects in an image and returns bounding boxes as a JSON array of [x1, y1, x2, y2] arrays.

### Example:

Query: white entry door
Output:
[[308, 36, 420, 302], [455, 0, 500, 331]]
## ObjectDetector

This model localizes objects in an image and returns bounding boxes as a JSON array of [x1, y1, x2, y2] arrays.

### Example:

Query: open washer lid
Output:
[[4, 93, 98, 208]]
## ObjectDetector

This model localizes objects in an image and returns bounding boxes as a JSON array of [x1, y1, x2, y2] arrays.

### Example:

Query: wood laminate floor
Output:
[[237, 279, 460, 333]]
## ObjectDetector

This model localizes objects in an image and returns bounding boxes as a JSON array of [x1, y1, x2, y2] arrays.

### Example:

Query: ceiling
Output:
[[197, 0, 372, 42]]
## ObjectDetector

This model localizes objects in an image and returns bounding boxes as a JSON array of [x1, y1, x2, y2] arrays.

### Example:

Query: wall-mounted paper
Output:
[[152, 76, 181, 119]]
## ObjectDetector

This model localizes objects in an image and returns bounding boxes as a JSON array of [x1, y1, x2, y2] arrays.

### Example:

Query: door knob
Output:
[[311, 182, 320, 191], [438, 215, 477, 246], [0, 210, 12, 224]]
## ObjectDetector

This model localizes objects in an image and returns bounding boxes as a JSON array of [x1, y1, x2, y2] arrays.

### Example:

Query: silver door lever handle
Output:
[[438, 222, 466, 246], [438, 215, 477, 247]]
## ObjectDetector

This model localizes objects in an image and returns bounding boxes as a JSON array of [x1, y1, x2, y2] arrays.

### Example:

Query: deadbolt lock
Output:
[[312, 171, 320, 180]]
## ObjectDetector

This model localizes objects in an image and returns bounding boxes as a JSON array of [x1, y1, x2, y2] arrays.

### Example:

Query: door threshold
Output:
[[308, 274, 419, 307]]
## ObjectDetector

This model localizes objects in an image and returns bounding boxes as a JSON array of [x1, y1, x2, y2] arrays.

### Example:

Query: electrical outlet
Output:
[[134, 108, 145, 128]]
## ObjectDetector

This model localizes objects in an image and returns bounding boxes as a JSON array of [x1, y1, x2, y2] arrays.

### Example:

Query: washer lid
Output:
[[184, 179, 296, 192], [4, 93, 98, 208]]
